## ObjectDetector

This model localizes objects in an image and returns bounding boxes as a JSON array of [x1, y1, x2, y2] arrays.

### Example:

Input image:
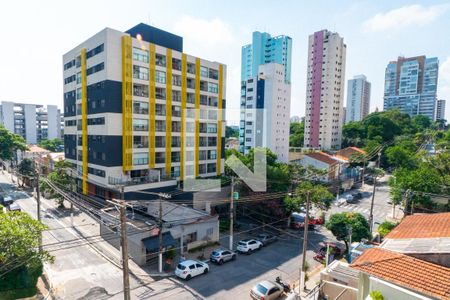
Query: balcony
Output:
[[107, 173, 177, 191]]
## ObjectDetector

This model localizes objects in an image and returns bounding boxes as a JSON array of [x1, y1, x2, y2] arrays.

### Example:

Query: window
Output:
[[155, 87, 165, 99], [186, 137, 195, 147], [133, 153, 148, 165], [156, 54, 166, 67], [208, 83, 218, 93], [155, 136, 165, 147], [208, 150, 217, 160], [87, 117, 105, 125], [155, 152, 165, 164], [172, 105, 181, 117], [86, 62, 104, 76], [76, 72, 81, 84], [209, 69, 218, 80], [207, 163, 216, 173], [133, 101, 149, 114], [156, 70, 166, 84], [156, 120, 165, 132], [200, 66, 208, 77], [64, 74, 76, 84], [171, 152, 180, 163], [76, 88, 82, 100], [207, 137, 217, 147], [200, 81, 208, 92], [86, 44, 104, 59], [171, 166, 180, 177], [172, 121, 181, 132], [187, 78, 195, 89], [133, 65, 149, 80], [172, 58, 182, 71], [187, 62, 195, 74], [172, 90, 181, 102], [132, 119, 148, 131], [65, 120, 76, 126], [133, 47, 149, 63], [156, 103, 166, 116], [133, 83, 149, 97], [171, 136, 181, 147], [64, 59, 75, 70], [207, 123, 217, 133], [172, 75, 181, 86]]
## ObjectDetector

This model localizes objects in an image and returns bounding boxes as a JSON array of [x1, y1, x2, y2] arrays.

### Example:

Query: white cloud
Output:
[[363, 4, 450, 32], [173, 16, 235, 46]]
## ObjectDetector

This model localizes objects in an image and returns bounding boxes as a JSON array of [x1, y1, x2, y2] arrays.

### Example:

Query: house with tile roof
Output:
[[350, 247, 450, 300], [380, 212, 450, 267], [297, 151, 340, 182]]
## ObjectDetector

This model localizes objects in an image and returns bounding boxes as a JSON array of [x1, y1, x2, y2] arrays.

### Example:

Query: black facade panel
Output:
[[64, 134, 77, 160], [126, 23, 183, 52], [87, 135, 122, 167], [255, 79, 265, 147], [87, 80, 122, 114], [64, 91, 76, 117]]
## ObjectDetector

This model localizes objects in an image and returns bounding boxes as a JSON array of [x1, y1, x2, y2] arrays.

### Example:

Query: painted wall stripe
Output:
[[165, 49, 173, 177], [180, 53, 187, 180], [121, 36, 133, 172], [81, 48, 88, 195], [194, 58, 201, 177], [216, 64, 223, 175]]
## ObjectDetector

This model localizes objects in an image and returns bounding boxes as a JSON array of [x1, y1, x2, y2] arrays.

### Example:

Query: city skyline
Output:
[[0, 0, 449, 122]]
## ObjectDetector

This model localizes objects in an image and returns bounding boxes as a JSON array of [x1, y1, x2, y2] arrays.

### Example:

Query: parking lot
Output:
[[163, 225, 338, 300]]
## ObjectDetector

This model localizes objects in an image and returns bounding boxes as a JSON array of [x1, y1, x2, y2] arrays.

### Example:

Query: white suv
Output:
[[237, 239, 263, 254], [175, 260, 209, 280]]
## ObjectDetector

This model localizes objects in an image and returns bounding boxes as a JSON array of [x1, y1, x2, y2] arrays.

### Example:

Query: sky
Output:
[[0, 0, 449, 122]]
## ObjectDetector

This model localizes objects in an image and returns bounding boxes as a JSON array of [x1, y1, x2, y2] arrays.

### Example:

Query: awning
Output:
[[142, 232, 177, 252]]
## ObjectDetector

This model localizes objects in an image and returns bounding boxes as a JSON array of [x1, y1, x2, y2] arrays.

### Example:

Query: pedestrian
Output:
[[180, 254, 186, 262]]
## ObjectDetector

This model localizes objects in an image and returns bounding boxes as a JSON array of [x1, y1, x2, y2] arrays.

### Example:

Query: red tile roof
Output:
[[335, 147, 366, 159], [385, 213, 450, 239], [304, 152, 337, 165], [351, 248, 450, 300]]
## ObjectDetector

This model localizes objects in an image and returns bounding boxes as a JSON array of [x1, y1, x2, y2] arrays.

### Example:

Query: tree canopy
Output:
[[0, 125, 27, 161], [38, 138, 63, 152], [289, 121, 304, 148], [0, 211, 53, 297], [284, 181, 333, 213], [326, 212, 371, 252]]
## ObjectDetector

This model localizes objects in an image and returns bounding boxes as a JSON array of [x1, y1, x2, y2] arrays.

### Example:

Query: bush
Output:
[[370, 290, 384, 300], [378, 221, 397, 238]]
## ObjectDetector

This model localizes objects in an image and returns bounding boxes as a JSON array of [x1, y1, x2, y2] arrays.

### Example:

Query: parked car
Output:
[[256, 234, 278, 246], [336, 198, 347, 206], [352, 192, 363, 200], [210, 248, 236, 265], [290, 212, 318, 229], [237, 239, 263, 254], [345, 194, 354, 202], [313, 242, 343, 263], [175, 260, 209, 280], [7, 202, 21, 212], [250, 280, 283, 300]]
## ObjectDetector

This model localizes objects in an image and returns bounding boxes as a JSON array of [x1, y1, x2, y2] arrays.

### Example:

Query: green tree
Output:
[[377, 221, 397, 238], [284, 181, 333, 213], [411, 115, 432, 131], [289, 121, 305, 147], [0, 211, 54, 298], [38, 138, 63, 152], [370, 290, 384, 300], [17, 158, 34, 187], [40, 160, 75, 208], [342, 121, 366, 147], [225, 126, 239, 138], [385, 146, 416, 169], [0, 125, 27, 162], [326, 212, 371, 252]]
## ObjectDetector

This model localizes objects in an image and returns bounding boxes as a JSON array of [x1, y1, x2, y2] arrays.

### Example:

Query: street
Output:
[[1, 170, 398, 300]]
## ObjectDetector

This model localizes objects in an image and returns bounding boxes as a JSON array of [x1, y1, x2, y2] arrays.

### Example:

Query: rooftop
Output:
[[351, 248, 450, 300], [27, 145, 50, 154], [126, 23, 183, 52], [304, 152, 337, 165], [335, 147, 366, 160], [385, 212, 450, 239]]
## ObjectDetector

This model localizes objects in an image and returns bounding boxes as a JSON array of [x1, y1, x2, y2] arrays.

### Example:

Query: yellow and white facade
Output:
[[63, 24, 226, 198]]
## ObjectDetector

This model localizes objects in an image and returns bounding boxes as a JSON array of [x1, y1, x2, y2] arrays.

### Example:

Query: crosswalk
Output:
[[336, 203, 388, 219]]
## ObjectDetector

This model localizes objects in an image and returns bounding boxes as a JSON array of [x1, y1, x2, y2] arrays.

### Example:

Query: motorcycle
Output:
[[275, 276, 291, 293]]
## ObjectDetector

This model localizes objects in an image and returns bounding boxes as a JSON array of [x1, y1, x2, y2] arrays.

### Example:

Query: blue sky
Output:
[[1, 0, 449, 121]]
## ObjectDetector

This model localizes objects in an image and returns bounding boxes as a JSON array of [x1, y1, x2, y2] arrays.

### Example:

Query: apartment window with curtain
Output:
[[156, 70, 166, 84], [200, 66, 208, 77], [133, 65, 149, 80], [133, 153, 148, 165], [132, 119, 148, 131]]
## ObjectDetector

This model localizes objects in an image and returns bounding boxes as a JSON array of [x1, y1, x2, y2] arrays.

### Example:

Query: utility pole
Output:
[[336, 163, 341, 201], [35, 162, 42, 253], [229, 176, 234, 250], [300, 191, 311, 294], [118, 196, 131, 300], [361, 158, 366, 186], [369, 151, 381, 232], [158, 194, 163, 273]]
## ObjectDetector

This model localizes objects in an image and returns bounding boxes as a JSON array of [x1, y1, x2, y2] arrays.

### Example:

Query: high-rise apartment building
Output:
[[345, 75, 371, 123], [436, 99, 446, 120], [239, 63, 291, 162], [0, 101, 62, 144], [241, 31, 292, 83], [63, 23, 226, 198], [384, 56, 439, 120], [304, 30, 346, 150]]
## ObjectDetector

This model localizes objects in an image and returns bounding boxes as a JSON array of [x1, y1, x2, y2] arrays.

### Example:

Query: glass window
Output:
[[156, 87, 166, 99], [133, 101, 149, 114], [209, 69, 219, 80], [156, 104, 166, 116], [208, 83, 218, 93], [156, 70, 166, 84], [132, 119, 148, 131], [200, 66, 208, 77], [133, 83, 149, 97], [172, 58, 182, 71], [76, 72, 81, 84], [133, 47, 149, 63], [76, 88, 82, 100], [133, 65, 149, 80], [133, 153, 148, 165], [156, 54, 166, 67], [207, 123, 217, 133]]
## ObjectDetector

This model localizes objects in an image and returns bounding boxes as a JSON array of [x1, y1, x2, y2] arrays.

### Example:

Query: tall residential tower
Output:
[[0, 101, 62, 144], [383, 56, 439, 120], [241, 31, 292, 83], [345, 75, 371, 123], [436, 99, 446, 121], [63, 23, 226, 198], [304, 30, 346, 150]]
